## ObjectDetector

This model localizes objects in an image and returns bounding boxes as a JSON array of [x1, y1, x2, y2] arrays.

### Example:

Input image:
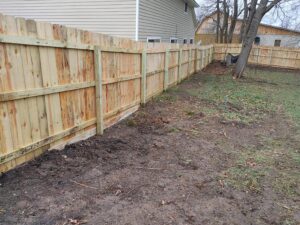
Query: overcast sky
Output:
[[195, 0, 300, 31]]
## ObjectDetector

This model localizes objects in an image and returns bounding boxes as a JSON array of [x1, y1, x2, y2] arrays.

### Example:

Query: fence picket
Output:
[[0, 13, 214, 173]]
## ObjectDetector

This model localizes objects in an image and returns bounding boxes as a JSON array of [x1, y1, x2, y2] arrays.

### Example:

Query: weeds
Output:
[[184, 68, 300, 125], [198, 68, 300, 195]]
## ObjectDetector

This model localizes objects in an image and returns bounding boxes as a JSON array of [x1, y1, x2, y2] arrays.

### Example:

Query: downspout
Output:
[[135, 0, 140, 41]]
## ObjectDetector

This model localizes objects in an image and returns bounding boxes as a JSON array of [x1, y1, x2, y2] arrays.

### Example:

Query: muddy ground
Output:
[[0, 64, 299, 225]]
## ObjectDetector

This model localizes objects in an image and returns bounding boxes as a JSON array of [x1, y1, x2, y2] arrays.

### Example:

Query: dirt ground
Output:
[[0, 63, 299, 225]]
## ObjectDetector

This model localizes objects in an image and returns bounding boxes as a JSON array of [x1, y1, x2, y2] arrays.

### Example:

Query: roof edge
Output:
[[196, 11, 300, 35], [185, 0, 199, 8]]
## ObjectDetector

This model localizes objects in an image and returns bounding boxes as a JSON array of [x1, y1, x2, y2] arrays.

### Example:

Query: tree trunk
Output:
[[221, 0, 229, 43], [216, 0, 220, 43], [242, 0, 258, 43], [239, 0, 248, 43], [228, 0, 238, 43], [234, 5, 265, 78], [234, 0, 282, 78]]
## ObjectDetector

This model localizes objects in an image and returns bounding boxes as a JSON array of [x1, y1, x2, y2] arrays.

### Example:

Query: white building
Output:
[[0, 0, 199, 44]]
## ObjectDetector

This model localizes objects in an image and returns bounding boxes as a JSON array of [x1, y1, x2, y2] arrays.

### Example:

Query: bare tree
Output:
[[219, 0, 228, 43], [216, 0, 221, 42], [228, 0, 238, 42], [233, 0, 282, 79], [239, 0, 249, 42], [197, 0, 240, 44], [197, 0, 299, 77]]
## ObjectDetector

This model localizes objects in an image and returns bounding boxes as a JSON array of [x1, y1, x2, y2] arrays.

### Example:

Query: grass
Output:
[[184, 68, 300, 126], [187, 67, 300, 197]]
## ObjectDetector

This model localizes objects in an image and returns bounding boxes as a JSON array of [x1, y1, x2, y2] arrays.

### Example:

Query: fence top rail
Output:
[[0, 34, 214, 54], [214, 43, 300, 52], [147, 46, 213, 54], [0, 34, 142, 54]]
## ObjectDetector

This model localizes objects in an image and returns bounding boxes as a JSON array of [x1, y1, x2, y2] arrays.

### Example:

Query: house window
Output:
[[170, 38, 178, 44], [147, 37, 161, 43], [274, 40, 281, 47], [190, 39, 194, 44], [183, 39, 187, 44], [184, 2, 188, 13], [254, 37, 260, 45]]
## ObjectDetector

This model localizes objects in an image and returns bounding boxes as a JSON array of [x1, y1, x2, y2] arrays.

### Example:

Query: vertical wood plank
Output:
[[164, 48, 170, 91], [16, 18, 42, 146], [178, 49, 182, 83], [269, 48, 273, 65], [202, 50, 204, 69], [0, 14, 14, 153], [66, 27, 81, 128], [94, 47, 103, 135], [188, 48, 191, 76], [141, 50, 147, 105], [36, 21, 63, 137], [25, 19, 49, 141], [194, 48, 198, 72]]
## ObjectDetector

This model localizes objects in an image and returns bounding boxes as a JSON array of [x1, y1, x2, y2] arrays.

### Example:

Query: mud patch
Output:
[[0, 70, 299, 225]]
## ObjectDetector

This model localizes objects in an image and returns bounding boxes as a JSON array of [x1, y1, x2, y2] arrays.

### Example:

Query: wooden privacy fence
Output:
[[0, 14, 213, 173], [214, 44, 300, 69]]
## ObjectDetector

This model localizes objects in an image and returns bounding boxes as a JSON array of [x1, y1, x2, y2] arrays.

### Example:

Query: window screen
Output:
[[274, 40, 281, 47], [147, 37, 161, 43], [185, 3, 188, 12]]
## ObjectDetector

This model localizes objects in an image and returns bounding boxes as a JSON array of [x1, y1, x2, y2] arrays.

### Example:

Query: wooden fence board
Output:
[[0, 14, 214, 173], [214, 44, 300, 69]]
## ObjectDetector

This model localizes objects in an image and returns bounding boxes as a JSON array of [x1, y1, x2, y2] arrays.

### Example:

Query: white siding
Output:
[[139, 0, 196, 43], [0, 0, 137, 39], [257, 35, 300, 48]]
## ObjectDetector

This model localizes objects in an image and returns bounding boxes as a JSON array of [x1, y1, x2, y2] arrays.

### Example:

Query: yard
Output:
[[0, 63, 299, 225]]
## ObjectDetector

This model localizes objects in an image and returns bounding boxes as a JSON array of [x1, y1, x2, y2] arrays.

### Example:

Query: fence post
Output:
[[164, 48, 170, 91], [194, 48, 198, 72], [201, 49, 204, 69], [209, 46, 212, 63], [188, 48, 192, 76], [178, 48, 182, 83], [269, 48, 273, 66], [141, 50, 147, 105], [94, 47, 104, 135]]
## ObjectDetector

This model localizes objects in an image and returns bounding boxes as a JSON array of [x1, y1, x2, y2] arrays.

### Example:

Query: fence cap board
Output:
[[0, 12, 214, 173]]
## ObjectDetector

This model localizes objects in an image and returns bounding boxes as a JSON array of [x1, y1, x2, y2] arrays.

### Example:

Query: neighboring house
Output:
[[0, 0, 199, 44], [195, 12, 300, 48]]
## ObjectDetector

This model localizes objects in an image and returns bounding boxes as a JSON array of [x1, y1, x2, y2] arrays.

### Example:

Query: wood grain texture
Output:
[[0, 13, 214, 173], [214, 44, 300, 69]]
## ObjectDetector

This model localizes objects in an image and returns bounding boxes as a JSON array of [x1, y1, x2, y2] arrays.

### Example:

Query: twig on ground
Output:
[[70, 180, 98, 190], [133, 167, 165, 171], [277, 203, 291, 210], [177, 127, 201, 134], [120, 184, 145, 199], [186, 192, 191, 201]]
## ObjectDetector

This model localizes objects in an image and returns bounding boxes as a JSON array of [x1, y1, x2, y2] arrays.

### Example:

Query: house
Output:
[[0, 0, 199, 44], [195, 12, 300, 48]]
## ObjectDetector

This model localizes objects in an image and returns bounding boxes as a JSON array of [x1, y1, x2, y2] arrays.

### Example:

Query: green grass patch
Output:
[[184, 68, 300, 125], [154, 92, 177, 103], [184, 68, 300, 195]]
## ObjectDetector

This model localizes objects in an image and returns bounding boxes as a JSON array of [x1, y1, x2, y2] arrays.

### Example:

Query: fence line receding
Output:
[[214, 43, 300, 70], [0, 14, 213, 173]]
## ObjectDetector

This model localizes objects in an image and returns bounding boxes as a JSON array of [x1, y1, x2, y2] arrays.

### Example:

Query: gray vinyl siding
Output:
[[0, 0, 137, 39], [138, 0, 196, 43]]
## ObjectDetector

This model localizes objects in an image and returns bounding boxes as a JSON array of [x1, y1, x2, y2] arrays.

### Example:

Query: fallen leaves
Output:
[[64, 218, 87, 225]]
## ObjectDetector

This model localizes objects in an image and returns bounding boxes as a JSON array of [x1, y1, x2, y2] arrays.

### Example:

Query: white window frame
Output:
[[189, 38, 194, 44], [183, 39, 187, 44], [170, 37, 178, 44], [147, 37, 161, 43]]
